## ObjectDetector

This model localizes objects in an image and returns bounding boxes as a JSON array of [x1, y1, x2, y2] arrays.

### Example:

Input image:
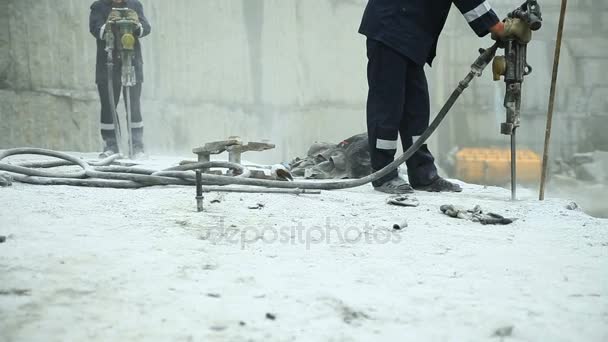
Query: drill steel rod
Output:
[[511, 131, 517, 200], [107, 61, 122, 154], [125, 86, 134, 158], [539, 0, 568, 201]]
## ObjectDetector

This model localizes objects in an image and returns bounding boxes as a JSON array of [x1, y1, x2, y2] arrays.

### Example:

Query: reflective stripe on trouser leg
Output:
[[376, 138, 398, 150], [100, 123, 115, 131], [130, 121, 144, 129]]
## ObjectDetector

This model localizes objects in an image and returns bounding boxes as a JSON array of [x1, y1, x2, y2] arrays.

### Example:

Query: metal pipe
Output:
[[196, 170, 204, 212], [539, 0, 568, 201]]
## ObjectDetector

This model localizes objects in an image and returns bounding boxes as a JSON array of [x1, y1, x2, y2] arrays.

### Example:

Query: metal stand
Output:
[[196, 170, 204, 212]]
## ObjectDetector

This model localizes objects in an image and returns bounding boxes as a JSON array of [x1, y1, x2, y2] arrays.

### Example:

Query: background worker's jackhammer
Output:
[[104, 8, 140, 159]]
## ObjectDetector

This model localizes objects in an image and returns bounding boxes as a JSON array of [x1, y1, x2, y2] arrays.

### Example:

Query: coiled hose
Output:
[[0, 44, 497, 192]]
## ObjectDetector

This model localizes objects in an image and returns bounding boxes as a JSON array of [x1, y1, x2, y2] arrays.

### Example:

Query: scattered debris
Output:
[[210, 194, 225, 204], [0, 289, 31, 296], [175, 220, 189, 227], [387, 195, 420, 208], [248, 203, 265, 210], [440, 205, 515, 225], [271, 164, 294, 181], [566, 202, 580, 211], [492, 325, 514, 338], [265, 313, 276, 320], [207, 293, 221, 298], [393, 221, 408, 230], [321, 297, 370, 325], [0, 173, 13, 187], [210, 325, 227, 332]]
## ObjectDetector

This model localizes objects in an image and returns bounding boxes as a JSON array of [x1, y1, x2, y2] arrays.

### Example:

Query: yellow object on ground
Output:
[[455, 148, 541, 185]]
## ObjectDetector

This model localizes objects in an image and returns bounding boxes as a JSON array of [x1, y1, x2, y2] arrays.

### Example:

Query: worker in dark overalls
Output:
[[359, 0, 505, 194], [89, 0, 151, 158]]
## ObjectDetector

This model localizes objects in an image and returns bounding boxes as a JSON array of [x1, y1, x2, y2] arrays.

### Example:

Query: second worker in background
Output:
[[89, 0, 151, 158]]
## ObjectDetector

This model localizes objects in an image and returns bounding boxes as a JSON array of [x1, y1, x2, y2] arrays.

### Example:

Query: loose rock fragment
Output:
[[492, 325, 514, 338], [387, 195, 420, 208], [566, 202, 580, 211]]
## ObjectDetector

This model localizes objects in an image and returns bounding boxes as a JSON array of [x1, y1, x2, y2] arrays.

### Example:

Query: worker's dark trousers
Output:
[[96, 73, 144, 149], [366, 39, 438, 187]]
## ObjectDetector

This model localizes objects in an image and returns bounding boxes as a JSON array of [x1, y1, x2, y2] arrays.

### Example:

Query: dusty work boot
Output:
[[0, 173, 13, 187], [99, 140, 119, 159], [132, 145, 148, 160], [413, 177, 462, 193], [374, 177, 415, 194], [131, 129, 147, 159]]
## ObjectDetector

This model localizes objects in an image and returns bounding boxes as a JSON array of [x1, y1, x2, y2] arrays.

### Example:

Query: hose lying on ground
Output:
[[0, 148, 319, 194], [0, 45, 497, 192]]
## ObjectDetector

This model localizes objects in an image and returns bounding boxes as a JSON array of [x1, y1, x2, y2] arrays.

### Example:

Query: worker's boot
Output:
[[0, 173, 13, 187], [374, 177, 415, 194], [99, 139, 119, 158], [413, 177, 462, 193], [132, 129, 147, 160]]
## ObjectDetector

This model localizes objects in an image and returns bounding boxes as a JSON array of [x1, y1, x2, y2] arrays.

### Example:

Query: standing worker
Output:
[[89, 0, 151, 158], [359, 0, 507, 194]]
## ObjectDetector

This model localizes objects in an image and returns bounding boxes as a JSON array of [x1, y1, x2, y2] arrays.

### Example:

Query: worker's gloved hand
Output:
[[492, 18, 532, 44], [106, 9, 121, 24], [125, 9, 140, 24]]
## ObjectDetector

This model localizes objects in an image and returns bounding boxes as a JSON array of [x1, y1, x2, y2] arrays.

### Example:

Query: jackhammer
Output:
[[104, 8, 140, 159], [492, 0, 543, 200]]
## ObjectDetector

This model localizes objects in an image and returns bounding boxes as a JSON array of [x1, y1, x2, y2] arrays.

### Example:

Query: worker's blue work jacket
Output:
[[359, 0, 500, 66]]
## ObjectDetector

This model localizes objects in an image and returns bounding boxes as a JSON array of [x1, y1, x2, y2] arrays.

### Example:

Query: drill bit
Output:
[[511, 130, 517, 201]]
